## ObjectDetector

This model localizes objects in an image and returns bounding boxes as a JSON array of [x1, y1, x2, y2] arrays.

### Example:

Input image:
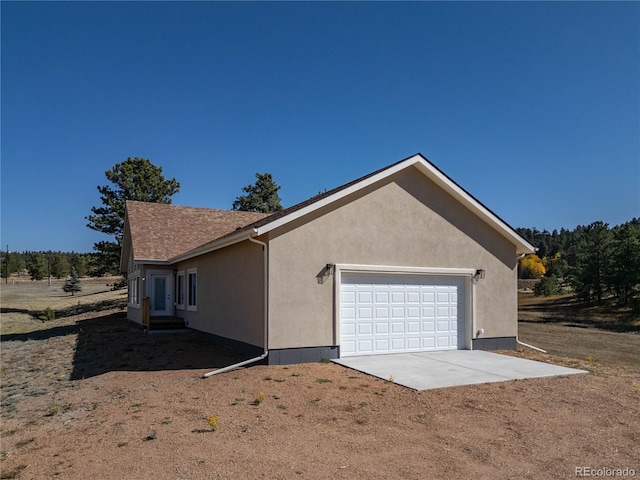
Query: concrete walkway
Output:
[[333, 350, 587, 391]]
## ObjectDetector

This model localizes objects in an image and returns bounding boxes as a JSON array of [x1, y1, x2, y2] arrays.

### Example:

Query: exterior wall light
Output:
[[474, 269, 485, 281], [326, 263, 335, 275]]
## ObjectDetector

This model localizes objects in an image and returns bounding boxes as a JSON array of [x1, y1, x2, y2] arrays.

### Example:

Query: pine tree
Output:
[[569, 221, 612, 305], [26, 252, 48, 281], [63, 268, 82, 296], [232, 172, 283, 213], [86, 157, 180, 274], [608, 223, 640, 304]]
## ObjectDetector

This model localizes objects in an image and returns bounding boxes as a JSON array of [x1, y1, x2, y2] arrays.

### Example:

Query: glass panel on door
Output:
[[153, 276, 166, 311]]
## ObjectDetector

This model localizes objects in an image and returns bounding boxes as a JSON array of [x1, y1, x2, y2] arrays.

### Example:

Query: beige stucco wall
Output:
[[267, 166, 518, 350], [175, 240, 265, 348]]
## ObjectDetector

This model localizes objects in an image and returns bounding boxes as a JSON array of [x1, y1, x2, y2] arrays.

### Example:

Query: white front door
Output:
[[150, 274, 172, 316]]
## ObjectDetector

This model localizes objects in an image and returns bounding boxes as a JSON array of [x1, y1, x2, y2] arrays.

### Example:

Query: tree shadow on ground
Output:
[[518, 294, 640, 333], [1, 312, 249, 380], [518, 318, 639, 333]]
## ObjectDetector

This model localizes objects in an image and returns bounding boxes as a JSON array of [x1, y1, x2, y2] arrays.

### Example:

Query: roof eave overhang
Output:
[[132, 259, 172, 266]]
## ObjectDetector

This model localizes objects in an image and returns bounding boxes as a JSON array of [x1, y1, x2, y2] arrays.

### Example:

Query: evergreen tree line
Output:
[[516, 219, 640, 305], [0, 251, 116, 281]]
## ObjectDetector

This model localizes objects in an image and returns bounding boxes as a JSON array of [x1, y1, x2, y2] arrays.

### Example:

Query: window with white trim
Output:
[[176, 271, 185, 310], [128, 275, 140, 307], [187, 269, 197, 311]]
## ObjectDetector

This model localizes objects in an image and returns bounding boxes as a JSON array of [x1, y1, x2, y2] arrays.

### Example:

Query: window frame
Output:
[[187, 268, 197, 311], [128, 274, 140, 308], [176, 270, 185, 310]]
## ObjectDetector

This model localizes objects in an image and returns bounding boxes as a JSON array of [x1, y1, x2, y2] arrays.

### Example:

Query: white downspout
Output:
[[516, 338, 547, 353], [203, 234, 269, 378]]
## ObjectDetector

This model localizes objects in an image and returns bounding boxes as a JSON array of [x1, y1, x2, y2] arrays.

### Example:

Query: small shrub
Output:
[[25, 388, 48, 397], [111, 278, 127, 291], [533, 275, 561, 297], [62, 268, 82, 296], [251, 391, 265, 406], [39, 307, 55, 322], [206, 415, 219, 431], [45, 405, 60, 416], [316, 378, 332, 384]]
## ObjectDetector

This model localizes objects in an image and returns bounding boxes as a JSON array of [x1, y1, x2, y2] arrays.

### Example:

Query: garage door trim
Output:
[[334, 264, 476, 356]]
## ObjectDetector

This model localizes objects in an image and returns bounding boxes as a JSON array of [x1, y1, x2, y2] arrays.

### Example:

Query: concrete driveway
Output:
[[333, 350, 587, 391]]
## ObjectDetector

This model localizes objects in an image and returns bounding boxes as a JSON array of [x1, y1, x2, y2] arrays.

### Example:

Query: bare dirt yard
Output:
[[1, 281, 639, 479]]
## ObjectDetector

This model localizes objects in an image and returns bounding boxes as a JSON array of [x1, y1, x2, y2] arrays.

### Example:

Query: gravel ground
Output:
[[1, 307, 639, 479]]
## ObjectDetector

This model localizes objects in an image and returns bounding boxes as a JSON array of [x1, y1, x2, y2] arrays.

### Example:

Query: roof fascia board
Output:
[[134, 259, 170, 266]]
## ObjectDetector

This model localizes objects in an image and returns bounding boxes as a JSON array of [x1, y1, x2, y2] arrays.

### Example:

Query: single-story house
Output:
[[121, 153, 535, 365]]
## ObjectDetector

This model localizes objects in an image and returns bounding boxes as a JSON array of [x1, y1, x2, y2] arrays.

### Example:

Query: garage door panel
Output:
[[358, 292, 373, 304], [391, 292, 405, 303], [406, 292, 420, 303], [422, 306, 435, 318], [375, 292, 389, 303], [422, 320, 435, 332], [342, 291, 356, 303], [391, 322, 406, 334], [422, 292, 435, 303], [422, 339, 436, 349], [375, 322, 389, 334], [342, 323, 356, 335], [407, 321, 420, 333], [341, 273, 465, 356], [341, 307, 356, 320], [341, 340, 356, 354], [358, 339, 373, 353]]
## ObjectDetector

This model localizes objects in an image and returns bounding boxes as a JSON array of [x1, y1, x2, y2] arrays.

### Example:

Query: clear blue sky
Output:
[[2, 1, 639, 253]]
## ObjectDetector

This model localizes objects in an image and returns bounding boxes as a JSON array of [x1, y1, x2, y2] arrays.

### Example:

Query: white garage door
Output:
[[340, 273, 465, 357]]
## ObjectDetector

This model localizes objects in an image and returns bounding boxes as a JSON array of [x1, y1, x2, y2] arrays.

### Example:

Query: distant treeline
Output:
[[516, 218, 640, 305], [0, 251, 119, 281]]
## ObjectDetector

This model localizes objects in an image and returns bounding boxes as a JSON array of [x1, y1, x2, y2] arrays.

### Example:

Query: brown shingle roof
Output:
[[126, 201, 268, 261]]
